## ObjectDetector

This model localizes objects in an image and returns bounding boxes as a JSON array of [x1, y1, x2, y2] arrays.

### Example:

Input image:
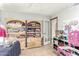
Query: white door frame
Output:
[[50, 17, 58, 44]]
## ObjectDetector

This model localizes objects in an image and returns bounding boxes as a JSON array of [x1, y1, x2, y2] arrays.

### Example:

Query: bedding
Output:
[[0, 41, 21, 56]]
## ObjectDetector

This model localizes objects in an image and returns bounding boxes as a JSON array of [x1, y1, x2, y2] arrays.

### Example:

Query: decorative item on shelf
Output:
[[35, 33, 40, 37], [58, 40, 64, 46], [56, 30, 64, 37], [56, 30, 68, 41], [64, 24, 71, 33], [36, 28, 40, 32], [54, 40, 58, 46]]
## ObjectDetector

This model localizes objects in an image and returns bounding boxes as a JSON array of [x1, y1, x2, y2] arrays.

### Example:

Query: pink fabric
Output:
[[68, 30, 79, 46], [0, 27, 6, 37]]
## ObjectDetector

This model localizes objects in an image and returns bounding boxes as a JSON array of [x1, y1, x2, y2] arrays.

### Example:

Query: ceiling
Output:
[[1, 3, 74, 16]]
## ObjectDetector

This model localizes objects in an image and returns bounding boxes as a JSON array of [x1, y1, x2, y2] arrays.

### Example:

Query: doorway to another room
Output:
[[50, 17, 58, 45]]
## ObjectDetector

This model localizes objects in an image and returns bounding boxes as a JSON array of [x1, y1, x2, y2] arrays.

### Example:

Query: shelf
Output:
[[27, 27, 40, 29], [53, 36, 79, 56], [60, 39, 68, 43], [53, 37, 68, 43], [58, 46, 79, 56], [27, 32, 41, 33], [53, 37, 59, 40], [27, 21, 41, 38], [53, 44, 58, 47], [72, 47, 79, 54], [8, 32, 25, 35]]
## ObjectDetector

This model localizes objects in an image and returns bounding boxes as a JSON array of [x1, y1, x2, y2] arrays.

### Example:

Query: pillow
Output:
[[4, 37, 18, 48], [0, 37, 4, 46], [4, 40, 12, 48]]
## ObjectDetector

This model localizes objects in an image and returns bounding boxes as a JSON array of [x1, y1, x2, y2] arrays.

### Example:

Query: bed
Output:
[[0, 41, 21, 56]]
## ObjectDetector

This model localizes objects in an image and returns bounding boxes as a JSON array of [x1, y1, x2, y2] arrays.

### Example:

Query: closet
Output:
[[6, 18, 42, 49], [6, 19, 26, 49], [26, 20, 42, 48]]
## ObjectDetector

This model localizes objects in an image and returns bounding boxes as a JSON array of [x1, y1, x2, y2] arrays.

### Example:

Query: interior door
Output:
[[52, 19, 57, 38], [50, 17, 58, 45]]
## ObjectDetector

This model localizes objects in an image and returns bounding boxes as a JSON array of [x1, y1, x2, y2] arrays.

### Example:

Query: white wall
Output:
[[2, 12, 49, 21], [0, 10, 3, 25], [52, 5, 79, 30], [0, 10, 1, 21]]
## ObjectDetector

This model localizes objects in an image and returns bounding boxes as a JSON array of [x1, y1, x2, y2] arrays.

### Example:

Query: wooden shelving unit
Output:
[[6, 20, 26, 49], [26, 21, 42, 48], [6, 20, 42, 49], [53, 37, 79, 56]]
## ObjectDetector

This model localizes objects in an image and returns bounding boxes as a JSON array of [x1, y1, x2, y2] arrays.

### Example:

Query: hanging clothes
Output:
[[0, 27, 6, 37]]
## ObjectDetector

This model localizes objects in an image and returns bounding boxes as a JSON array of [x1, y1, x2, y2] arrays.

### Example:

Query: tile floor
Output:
[[20, 45, 57, 56]]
